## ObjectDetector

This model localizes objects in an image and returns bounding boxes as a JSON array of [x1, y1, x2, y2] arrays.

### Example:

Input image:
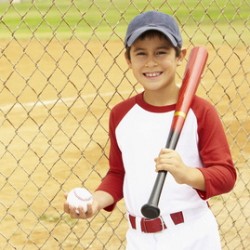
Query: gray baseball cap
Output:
[[125, 11, 182, 48]]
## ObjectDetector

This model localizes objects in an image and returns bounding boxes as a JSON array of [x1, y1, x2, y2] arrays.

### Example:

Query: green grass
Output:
[[0, 0, 249, 39]]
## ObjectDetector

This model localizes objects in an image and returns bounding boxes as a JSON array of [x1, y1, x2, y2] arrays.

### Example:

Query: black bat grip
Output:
[[141, 171, 167, 219]]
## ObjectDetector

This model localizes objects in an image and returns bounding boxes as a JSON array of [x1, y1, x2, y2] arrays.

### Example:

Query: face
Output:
[[126, 35, 185, 94]]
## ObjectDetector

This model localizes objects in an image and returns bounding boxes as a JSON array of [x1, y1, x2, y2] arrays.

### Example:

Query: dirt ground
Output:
[[0, 39, 249, 249]]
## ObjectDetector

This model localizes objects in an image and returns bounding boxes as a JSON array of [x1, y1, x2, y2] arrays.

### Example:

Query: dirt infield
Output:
[[0, 39, 249, 249]]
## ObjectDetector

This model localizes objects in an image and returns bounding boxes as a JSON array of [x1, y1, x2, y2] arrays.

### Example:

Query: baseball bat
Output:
[[141, 47, 208, 219]]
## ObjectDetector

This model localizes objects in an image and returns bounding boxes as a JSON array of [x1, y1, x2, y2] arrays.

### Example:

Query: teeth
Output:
[[145, 72, 161, 77]]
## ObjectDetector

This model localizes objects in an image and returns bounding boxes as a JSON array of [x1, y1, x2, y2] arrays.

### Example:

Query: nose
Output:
[[145, 56, 158, 67]]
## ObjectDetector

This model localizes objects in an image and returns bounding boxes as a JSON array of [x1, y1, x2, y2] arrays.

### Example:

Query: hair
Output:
[[125, 30, 181, 61]]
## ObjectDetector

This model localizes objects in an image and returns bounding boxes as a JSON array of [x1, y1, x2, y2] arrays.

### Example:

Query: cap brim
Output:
[[126, 26, 178, 47]]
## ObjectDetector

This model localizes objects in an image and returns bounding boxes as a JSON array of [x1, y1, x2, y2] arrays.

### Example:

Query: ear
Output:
[[124, 52, 132, 68], [177, 48, 187, 66]]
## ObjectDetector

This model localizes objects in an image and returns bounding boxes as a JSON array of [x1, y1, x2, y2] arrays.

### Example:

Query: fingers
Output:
[[155, 149, 179, 172], [155, 149, 174, 163], [64, 203, 90, 219], [64, 193, 94, 220], [158, 148, 175, 157]]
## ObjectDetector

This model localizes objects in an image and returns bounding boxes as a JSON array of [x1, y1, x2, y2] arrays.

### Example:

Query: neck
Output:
[[143, 85, 180, 106]]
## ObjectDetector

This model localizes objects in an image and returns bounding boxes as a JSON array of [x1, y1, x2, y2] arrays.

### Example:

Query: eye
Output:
[[156, 50, 167, 56], [135, 51, 146, 56]]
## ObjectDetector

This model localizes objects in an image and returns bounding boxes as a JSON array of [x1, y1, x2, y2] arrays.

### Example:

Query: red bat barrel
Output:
[[141, 47, 208, 219]]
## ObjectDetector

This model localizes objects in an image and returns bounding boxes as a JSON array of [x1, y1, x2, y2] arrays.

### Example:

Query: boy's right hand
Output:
[[63, 193, 98, 219]]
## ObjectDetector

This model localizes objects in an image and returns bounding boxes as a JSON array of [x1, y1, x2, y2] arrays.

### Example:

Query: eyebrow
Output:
[[132, 46, 170, 52]]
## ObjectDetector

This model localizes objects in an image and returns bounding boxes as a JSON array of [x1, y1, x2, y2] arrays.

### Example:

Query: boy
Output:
[[64, 11, 236, 250]]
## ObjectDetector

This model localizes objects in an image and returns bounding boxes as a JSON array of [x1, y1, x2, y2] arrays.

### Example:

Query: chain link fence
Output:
[[0, 0, 249, 249]]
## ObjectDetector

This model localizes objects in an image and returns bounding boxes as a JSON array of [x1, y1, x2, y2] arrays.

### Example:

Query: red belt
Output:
[[129, 211, 184, 233]]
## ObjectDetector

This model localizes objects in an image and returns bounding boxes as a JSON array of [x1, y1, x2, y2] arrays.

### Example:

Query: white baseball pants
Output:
[[126, 208, 221, 250]]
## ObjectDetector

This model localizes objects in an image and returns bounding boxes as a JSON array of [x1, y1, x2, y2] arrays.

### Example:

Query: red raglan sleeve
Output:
[[95, 106, 125, 212], [194, 97, 237, 200]]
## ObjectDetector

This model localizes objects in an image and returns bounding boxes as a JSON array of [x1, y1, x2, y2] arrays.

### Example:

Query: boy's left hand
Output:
[[155, 148, 188, 184]]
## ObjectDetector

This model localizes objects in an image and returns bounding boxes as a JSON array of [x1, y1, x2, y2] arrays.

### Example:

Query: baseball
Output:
[[67, 187, 93, 213]]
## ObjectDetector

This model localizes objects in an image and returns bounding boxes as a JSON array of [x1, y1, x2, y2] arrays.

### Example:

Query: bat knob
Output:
[[141, 204, 160, 219]]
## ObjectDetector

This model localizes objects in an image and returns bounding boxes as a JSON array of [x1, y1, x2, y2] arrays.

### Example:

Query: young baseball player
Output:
[[64, 11, 236, 250]]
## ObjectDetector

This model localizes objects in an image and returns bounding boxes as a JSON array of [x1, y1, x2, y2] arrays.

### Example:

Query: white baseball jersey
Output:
[[97, 92, 236, 217]]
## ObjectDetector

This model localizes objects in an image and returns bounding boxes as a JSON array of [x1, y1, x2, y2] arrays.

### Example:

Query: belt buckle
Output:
[[141, 216, 167, 233]]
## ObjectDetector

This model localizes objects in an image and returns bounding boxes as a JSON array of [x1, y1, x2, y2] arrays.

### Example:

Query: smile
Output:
[[144, 72, 162, 78]]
